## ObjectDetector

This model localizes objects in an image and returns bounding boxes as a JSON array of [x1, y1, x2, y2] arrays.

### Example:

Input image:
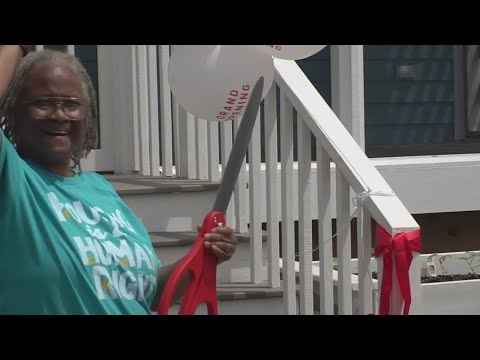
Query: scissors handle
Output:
[[156, 211, 225, 315]]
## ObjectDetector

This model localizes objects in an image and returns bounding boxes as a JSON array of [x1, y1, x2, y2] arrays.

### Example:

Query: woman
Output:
[[0, 48, 237, 314]]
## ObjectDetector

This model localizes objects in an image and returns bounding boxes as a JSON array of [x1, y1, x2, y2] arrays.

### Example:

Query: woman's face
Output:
[[14, 62, 87, 169]]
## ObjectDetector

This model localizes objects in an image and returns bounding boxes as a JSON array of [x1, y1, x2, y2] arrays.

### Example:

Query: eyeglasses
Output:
[[21, 97, 88, 121]]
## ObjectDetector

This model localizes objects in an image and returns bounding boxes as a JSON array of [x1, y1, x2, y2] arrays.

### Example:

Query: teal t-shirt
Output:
[[0, 130, 161, 315]]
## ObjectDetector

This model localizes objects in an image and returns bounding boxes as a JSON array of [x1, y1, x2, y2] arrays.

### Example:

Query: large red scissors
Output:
[[156, 76, 265, 315]]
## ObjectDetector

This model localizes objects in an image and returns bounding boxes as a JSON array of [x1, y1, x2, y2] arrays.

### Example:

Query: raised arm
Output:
[[0, 45, 30, 150], [0, 45, 25, 98]]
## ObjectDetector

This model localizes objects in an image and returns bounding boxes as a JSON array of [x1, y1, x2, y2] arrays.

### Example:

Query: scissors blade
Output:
[[212, 76, 264, 214]]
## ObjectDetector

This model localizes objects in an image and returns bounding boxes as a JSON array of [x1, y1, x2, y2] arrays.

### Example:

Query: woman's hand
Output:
[[199, 224, 238, 264]]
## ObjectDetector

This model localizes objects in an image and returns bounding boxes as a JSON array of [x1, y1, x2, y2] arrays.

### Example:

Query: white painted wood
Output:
[[306, 251, 480, 315], [372, 153, 480, 168], [357, 206, 373, 314], [336, 172, 352, 314], [207, 122, 220, 182], [195, 117, 208, 179], [147, 45, 160, 176], [135, 45, 151, 175], [107, 46, 136, 174], [172, 97, 181, 176], [274, 58, 418, 235], [172, 158, 480, 226], [158, 45, 173, 177], [213, 121, 235, 284], [132, 47, 140, 172], [331, 45, 365, 150], [351, 251, 480, 279], [220, 122, 234, 226], [265, 86, 280, 288], [372, 159, 480, 214], [109, 46, 135, 174], [170, 47, 181, 177], [112, 161, 444, 233], [249, 112, 263, 284], [422, 279, 480, 315], [408, 253, 422, 315], [280, 93, 297, 315], [317, 143, 334, 314], [178, 107, 196, 179], [81, 45, 124, 173], [297, 117, 313, 315], [215, 239, 269, 284], [234, 120, 248, 233]]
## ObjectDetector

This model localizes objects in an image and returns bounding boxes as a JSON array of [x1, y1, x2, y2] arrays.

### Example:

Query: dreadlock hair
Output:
[[0, 49, 98, 172]]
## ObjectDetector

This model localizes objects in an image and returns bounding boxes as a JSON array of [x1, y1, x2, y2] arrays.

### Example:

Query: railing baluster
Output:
[[280, 92, 297, 315], [233, 120, 248, 234], [317, 143, 334, 314], [336, 172, 353, 314], [249, 111, 263, 284], [221, 122, 235, 227], [147, 45, 160, 176], [357, 206, 374, 314], [207, 122, 220, 182], [135, 45, 151, 176], [195, 117, 208, 179], [265, 85, 280, 288], [297, 116, 313, 315], [158, 45, 173, 177]]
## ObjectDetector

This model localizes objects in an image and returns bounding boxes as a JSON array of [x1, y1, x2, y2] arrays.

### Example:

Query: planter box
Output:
[[306, 251, 480, 315], [418, 251, 480, 315]]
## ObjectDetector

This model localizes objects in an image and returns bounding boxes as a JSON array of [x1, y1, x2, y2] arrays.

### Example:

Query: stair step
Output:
[[106, 175, 220, 195], [216, 283, 283, 300], [150, 231, 267, 248], [164, 283, 288, 315]]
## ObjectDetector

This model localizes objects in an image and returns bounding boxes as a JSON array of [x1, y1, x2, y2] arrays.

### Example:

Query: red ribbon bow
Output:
[[374, 225, 421, 315]]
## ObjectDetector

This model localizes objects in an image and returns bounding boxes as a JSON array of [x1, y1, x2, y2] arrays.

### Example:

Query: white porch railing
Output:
[[272, 59, 421, 314], [127, 45, 422, 315], [30, 46, 421, 315], [33, 45, 419, 315]]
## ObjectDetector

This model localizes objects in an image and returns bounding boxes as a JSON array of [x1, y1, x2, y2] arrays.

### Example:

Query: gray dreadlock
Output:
[[0, 49, 98, 172]]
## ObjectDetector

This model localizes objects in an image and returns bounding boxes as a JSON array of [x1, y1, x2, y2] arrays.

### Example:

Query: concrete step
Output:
[[165, 283, 290, 315]]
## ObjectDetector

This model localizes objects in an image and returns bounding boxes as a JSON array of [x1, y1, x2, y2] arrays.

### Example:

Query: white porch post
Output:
[[113, 45, 136, 174], [330, 45, 365, 150], [331, 45, 363, 314], [97, 45, 136, 174]]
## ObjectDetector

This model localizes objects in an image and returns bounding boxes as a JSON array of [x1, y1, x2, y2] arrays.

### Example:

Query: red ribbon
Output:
[[374, 225, 421, 315]]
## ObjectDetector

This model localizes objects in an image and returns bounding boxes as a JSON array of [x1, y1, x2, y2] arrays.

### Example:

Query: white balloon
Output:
[[168, 45, 274, 122], [258, 45, 327, 60]]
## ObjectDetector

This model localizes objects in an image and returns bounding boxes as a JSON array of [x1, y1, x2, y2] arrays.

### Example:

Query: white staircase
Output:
[[108, 176, 286, 315], [101, 46, 421, 315]]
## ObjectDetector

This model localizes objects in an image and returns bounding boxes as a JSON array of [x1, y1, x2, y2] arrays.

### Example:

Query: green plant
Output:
[[438, 254, 451, 275], [425, 254, 451, 276], [458, 251, 480, 277]]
